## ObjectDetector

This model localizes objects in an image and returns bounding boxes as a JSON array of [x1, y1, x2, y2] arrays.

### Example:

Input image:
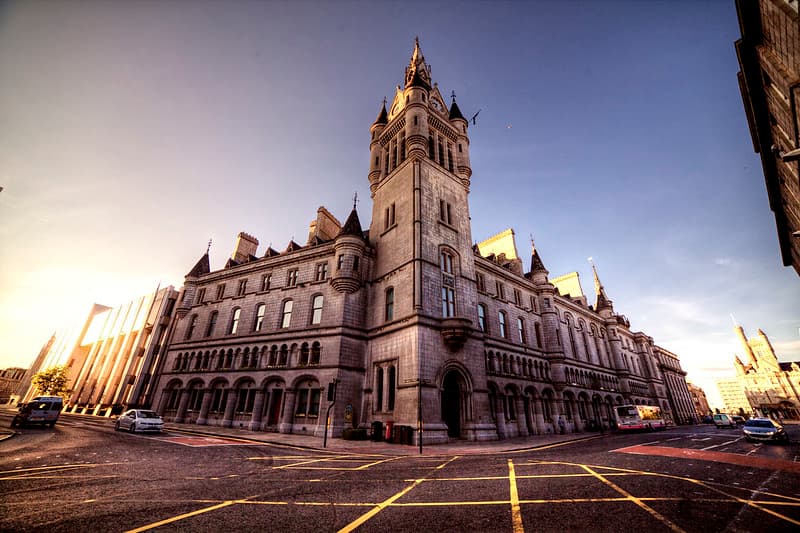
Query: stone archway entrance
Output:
[[441, 371, 461, 438]]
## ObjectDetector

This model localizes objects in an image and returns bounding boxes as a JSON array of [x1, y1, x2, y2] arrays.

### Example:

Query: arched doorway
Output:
[[441, 371, 461, 438]]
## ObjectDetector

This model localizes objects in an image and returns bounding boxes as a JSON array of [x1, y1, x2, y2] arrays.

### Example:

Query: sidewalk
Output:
[[1, 409, 596, 455], [131, 417, 597, 456]]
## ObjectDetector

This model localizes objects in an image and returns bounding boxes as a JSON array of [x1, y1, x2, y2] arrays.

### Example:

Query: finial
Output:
[[206, 238, 212, 254], [415, 36, 419, 47], [382, 96, 387, 106], [353, 191, 359, 210], [451, 90, 456, 103], [730, 314, 739, 327], [530, 234, 535, 251]]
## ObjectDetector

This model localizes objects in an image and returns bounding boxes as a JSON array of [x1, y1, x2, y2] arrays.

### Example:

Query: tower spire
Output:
[[588, 257, 612, 311], [530, 235, 546, 272], [405, 37, 431, 89]]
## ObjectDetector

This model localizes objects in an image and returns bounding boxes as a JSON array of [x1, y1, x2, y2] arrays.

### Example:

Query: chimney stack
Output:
[[232, 232, 259, 263]]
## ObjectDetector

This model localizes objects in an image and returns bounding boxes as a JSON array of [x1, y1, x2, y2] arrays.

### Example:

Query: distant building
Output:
[[0, 367, 27, 405], [687, 382, 711, 418], [151, 41, 682, 443], [735, 0, 800, 276], [732, 324, 800, 419], [716, 378, 751, 415], [20, 286, 178, 416], [654, 346, 695, 424]]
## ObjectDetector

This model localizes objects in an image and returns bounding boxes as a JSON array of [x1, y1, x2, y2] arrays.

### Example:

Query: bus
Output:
[[614, 404, 666, 431]]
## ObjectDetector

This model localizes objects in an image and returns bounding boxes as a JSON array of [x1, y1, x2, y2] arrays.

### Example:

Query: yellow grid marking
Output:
[[337, 456, 460, 533], [578, 464, 685, 533], [125, 500, 239, 532], [508, 460, 524, 533]]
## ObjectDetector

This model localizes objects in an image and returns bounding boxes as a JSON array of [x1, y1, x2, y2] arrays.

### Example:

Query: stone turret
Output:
[[177, 251, 210, 317], [448, 94, 472, 186], [368, 101, 388, 193], [331, 207, 367, 293]]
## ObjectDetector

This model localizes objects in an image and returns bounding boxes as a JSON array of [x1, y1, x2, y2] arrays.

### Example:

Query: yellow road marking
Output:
[[337, 456, 459, 533], [578, 464, 685, 533], [685, 478, 800, 527], [0, 463, 114, 475], [508, 460, 524, 533], [124, 500, 239, 533], [273, 456, 353, 469], [355, 456, 406, 470]]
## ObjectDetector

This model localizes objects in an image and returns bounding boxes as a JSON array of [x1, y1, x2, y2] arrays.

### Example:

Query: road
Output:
[[1, 411, 799, 532]]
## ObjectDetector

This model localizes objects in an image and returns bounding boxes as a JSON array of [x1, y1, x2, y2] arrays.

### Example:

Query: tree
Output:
[[31, 365, 70, 398]]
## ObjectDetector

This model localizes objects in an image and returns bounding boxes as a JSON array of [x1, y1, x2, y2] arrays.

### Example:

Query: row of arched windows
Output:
[[173, 342, 322, 372], [564, 367, 619, 391], [184, 295, 325, 341], [477, 304, 543, 348], [486, 350, 550, 381]]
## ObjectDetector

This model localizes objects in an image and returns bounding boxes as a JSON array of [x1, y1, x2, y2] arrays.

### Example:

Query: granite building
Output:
[[152, 41, 683, 443], [736, 0, 800, 276]]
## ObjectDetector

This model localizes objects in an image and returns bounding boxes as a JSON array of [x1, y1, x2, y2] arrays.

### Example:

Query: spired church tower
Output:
[[365, 40, 495, 443]]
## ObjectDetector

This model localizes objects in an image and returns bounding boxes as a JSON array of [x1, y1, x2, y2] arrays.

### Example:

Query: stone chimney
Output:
[[232, 232, 259, 263]]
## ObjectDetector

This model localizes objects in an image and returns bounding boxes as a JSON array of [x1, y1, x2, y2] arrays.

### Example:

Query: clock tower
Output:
[[365, 39, 494, 443]]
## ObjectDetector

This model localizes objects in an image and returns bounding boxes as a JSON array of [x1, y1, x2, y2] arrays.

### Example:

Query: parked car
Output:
[[10, 396, 63, 428], [742, 418, 789, 443], [731, 415, 746, 426], [114, 409, 164, 433], [712, 414, 736, 428]]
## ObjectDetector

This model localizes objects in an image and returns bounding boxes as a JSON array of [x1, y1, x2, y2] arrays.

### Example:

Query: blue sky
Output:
[[1, 1, 798, 408]]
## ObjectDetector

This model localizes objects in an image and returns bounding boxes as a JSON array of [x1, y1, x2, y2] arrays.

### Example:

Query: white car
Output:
[[114, 409, 164, 433]]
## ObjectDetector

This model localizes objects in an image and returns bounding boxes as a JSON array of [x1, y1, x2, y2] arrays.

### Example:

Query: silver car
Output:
[[742, 418, 789, 443], [114, 409, 164, 433]]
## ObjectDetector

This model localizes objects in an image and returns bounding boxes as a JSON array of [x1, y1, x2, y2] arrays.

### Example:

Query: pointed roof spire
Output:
[[449, 90, 466, 121], [338, 206, 365, 239], [405, 37, 432, 90], [186, 252, 210, 278], [373, 97, 388, 126], [588, 257, 612, 310], [530, 235, 546, 272]]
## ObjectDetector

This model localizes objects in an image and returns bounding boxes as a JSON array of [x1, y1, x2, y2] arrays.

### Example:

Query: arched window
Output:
[[385, 287, 394, 321], [477, 304, 487, 332], [310, 342, 321, 365], [376, 367, 384, 412], [185, 315, 197, 340], [236, 382, 256, 413], [299, 343, 309, 366], [280, 300, 293, 328], [173, 354, 182, 371], [498, 311, 507, 338], [268, 345, 278, 367], [310, 295, 323, 325], [209, 382, 228, 413], [205, 311, 218, 337], [229, 308, 241, 335], [254, 304, 266, 332], [387, 366, 396, 411], [279, 344, 288, 366]]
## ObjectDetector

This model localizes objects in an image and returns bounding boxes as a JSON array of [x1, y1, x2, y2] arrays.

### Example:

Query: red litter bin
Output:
[[384, 421, 394, 443]]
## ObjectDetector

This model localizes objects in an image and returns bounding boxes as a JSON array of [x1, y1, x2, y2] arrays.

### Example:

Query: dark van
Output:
[[11, 396, 63, 428]]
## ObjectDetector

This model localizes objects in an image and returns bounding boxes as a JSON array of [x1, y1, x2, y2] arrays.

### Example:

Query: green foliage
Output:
[[31, 365, 70, 398]]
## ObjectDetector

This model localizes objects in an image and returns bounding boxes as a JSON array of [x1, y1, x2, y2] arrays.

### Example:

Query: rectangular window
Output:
[[229, 308, 241, 335], [337, 255, 344, 270], [477, 304, 486, 332], [281, 300, 293, 328], [255, 304, 265, 331], [476, 273, 485, 292], [517, 317, 526, 344], [442, 287, 455, 317], [287, 269, 298, 287], [262, 273, 272, 291], [353, 256, 359, 272], [530, 295, 537, 313], [196, 288, 206, 305], [216, 284, 225, 300], [315, 262, 328, 282], [308, 389, 320, 417], [498, 311, 507, 338], [496, 281, 505, 300], [439, 200, 452, 224], [237, 279, 247, 296], [295, 389, 309, 416], [385, 288, 394, 321], [513, 289, 521, 306], [311, 295, 323, 325]]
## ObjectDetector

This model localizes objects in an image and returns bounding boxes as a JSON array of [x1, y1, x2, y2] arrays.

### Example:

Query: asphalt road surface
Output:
[[2, 412, 799, 532]]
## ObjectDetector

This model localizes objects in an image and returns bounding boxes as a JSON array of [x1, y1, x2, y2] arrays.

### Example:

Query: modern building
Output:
[[687, 382, 711, 419], [19, 286, 179, 416], [654, 346, 695, 424], [736, 0, 800, 276], [152, 41, 682, 443], [716, 378, 751, 415], [732, 324, 800, 419]]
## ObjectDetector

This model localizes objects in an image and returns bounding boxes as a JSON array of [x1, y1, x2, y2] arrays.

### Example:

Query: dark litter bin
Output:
[[400, 425, 413, 445], [371, 421, 383, 442]]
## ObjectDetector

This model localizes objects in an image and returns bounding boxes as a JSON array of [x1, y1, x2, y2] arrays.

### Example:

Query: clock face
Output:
[[431, 99, 442, 112]]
